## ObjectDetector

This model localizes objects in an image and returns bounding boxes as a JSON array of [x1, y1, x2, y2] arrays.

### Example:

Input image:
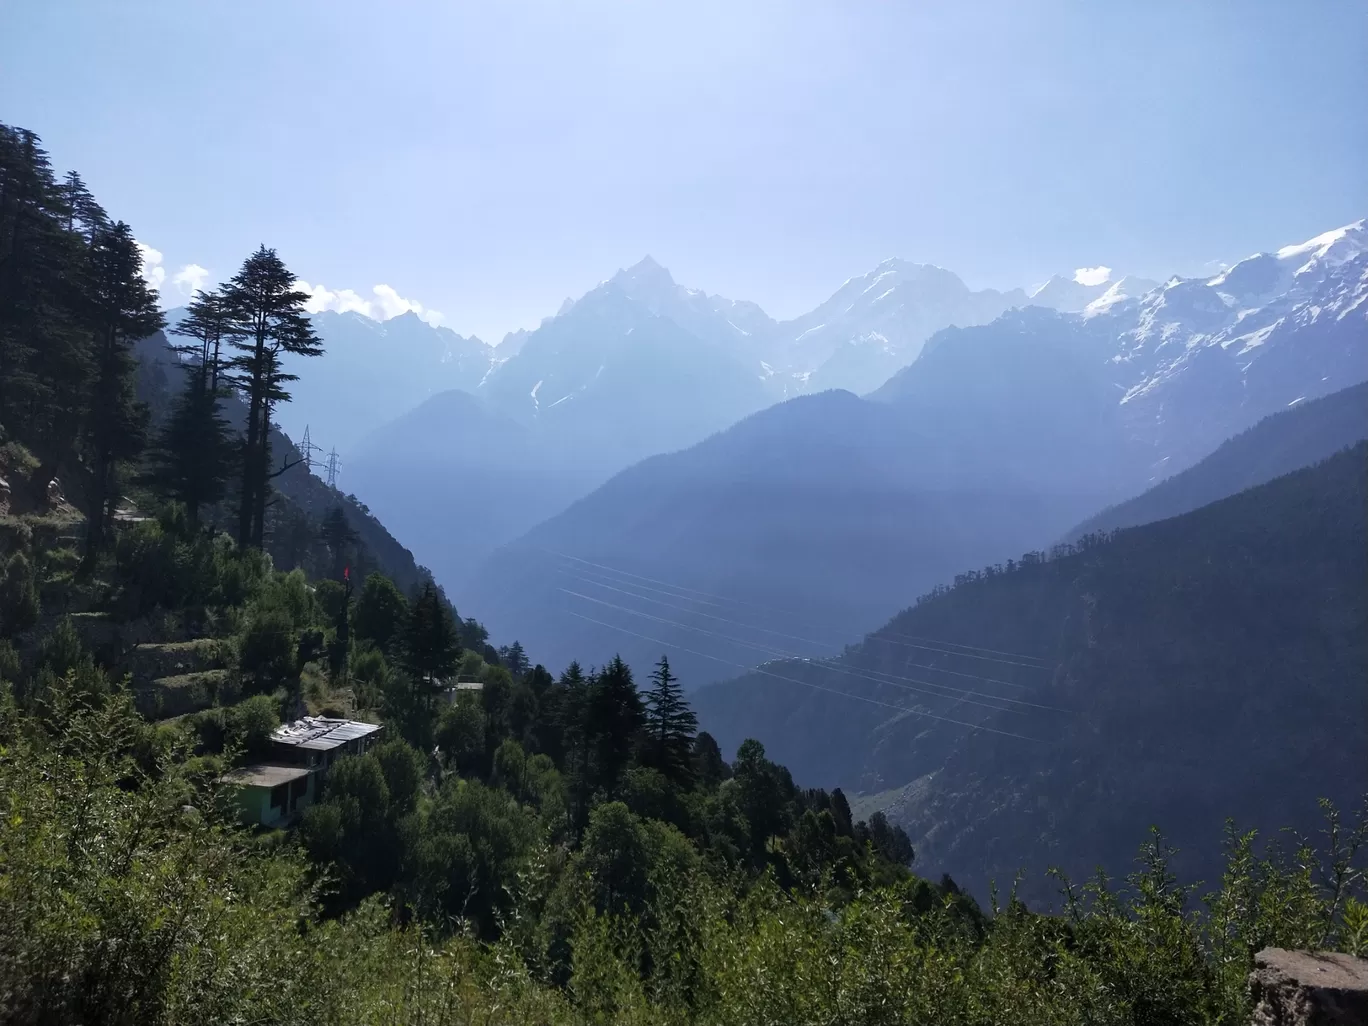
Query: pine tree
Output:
[[147, 383, 234, 524], [499, 640, 530, 678], [328, 566, 354, 682], [169, 288, 231, 393], [354, 571, 409, 655], [556, 661, 592, 826], [584, 655, 645, 799], [57, 170, 106, 240], [642, 654, 697, 785], [320, 506, 358, 581], [222, 246, 321, 548], [150, 285, 237, 526], [76, 221, 163, 569], [0, 124, 96, 506], [400, 581, 461, 717]]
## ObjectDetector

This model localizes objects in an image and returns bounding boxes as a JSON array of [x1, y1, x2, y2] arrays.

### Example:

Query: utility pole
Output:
[[324, 447, 342, 489]]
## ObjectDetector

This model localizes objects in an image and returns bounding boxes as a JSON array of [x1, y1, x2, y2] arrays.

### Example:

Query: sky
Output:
[[3, 1, 1365, 342]]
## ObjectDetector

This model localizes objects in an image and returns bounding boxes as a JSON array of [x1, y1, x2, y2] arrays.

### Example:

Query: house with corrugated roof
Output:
[[227, 716, 384, 827]]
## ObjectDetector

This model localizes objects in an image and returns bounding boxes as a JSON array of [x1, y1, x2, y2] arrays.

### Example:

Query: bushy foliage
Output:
[[237, 605, 296, 694], [112, 509, 272, 618], [4, 684, 1360, 1026], [0, 550, 40, 636]]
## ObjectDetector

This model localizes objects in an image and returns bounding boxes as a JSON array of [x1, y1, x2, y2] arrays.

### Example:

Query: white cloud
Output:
[[135, 242, 165, 291], [1072, 265, 1111, 287], [171, 263, 210, 298], [294, 279, 445, 327]]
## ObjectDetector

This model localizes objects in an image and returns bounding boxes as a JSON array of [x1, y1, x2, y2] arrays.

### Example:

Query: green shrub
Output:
[[237, 607, 296, 694], [0, 551, 40, 637], [225, 694, 280, 760]]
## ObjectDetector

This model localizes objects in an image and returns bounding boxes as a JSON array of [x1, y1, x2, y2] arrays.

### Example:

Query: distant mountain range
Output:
[[457, 307, 1153, 685], [337, 252, 1068, 583], [188, 219, 1364, 629], [452, 220, 1365, 681]]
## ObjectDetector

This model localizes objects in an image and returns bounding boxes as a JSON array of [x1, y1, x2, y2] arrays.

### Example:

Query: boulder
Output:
[[1249, 948, 1368, 1026]]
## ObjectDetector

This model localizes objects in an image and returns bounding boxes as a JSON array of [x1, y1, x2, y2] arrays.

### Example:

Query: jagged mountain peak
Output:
[[1028, 272, 1117, 313], [1082, 275, 1162, 317], [611, 254, 677, 292]]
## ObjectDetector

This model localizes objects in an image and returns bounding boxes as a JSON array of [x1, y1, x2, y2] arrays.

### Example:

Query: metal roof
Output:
[[225, 763, 312, 788], [270, 716, 383, 751]]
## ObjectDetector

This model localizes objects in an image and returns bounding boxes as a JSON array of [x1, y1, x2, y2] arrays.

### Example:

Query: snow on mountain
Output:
[[470, 272, 773, 481], [773, 259, 1029, 394], [605, 255, 780, 358], [1082, 275, 1162, 317], [1095, 219, 1368, 473], [1027, 273, 1114, 312], [1276, 218, 1366, 272]]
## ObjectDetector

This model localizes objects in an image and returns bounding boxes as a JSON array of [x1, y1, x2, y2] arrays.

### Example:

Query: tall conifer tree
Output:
[[400, 581, 461, 717], [151, 287, 237, 525], [642, 653, 697, 785], [0, 124, 99, 506], [147, 384, 234, 525], [321, 506, 359, 581], [77, 221, 163, 569], [222, 247, 321, 547], [170, 287, 232, 393], [585, 655, 645, 798]]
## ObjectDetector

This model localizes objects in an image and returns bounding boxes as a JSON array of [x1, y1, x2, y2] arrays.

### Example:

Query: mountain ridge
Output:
[[691, 442, 1368, 902]]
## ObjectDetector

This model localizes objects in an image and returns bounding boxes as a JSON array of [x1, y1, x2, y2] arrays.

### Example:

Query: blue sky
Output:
[[3, 1, 1364, 342]]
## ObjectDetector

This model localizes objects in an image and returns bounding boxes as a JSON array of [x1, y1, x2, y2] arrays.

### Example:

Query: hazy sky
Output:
[[4, 1, 1365, 342]]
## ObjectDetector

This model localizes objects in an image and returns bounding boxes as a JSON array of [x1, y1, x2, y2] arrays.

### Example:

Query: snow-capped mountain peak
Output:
[[1087, 217, 1368, 474], [1030, 272, 1119, 313], [1083, 275, 1162, 318], [1276, 218, 1366, 275]]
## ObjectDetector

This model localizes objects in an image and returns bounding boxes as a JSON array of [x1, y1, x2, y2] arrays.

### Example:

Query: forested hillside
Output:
[[694, 444, 1368, 901]]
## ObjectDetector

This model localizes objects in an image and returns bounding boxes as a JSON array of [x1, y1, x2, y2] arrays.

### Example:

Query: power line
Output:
[[546, 548, 1053, 668], [557, 567, 1038, 690], [562, 608, 1044, 743], [556, 587, 1069, 715]]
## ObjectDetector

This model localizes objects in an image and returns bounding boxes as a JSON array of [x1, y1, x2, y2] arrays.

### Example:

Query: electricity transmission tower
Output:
[[324, 447, 342, 489], [299, 425, 324, 472]]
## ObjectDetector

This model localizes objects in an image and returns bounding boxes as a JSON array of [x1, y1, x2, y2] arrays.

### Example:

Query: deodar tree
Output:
[[76, 221, 163, 570], [149, 288, 236, 525], [642, 654, 697, 785], [223, 246, 322, 548]]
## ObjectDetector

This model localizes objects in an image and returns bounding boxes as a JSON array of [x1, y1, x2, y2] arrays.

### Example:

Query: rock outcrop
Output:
[[1249, 948, 1368, 1026]]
